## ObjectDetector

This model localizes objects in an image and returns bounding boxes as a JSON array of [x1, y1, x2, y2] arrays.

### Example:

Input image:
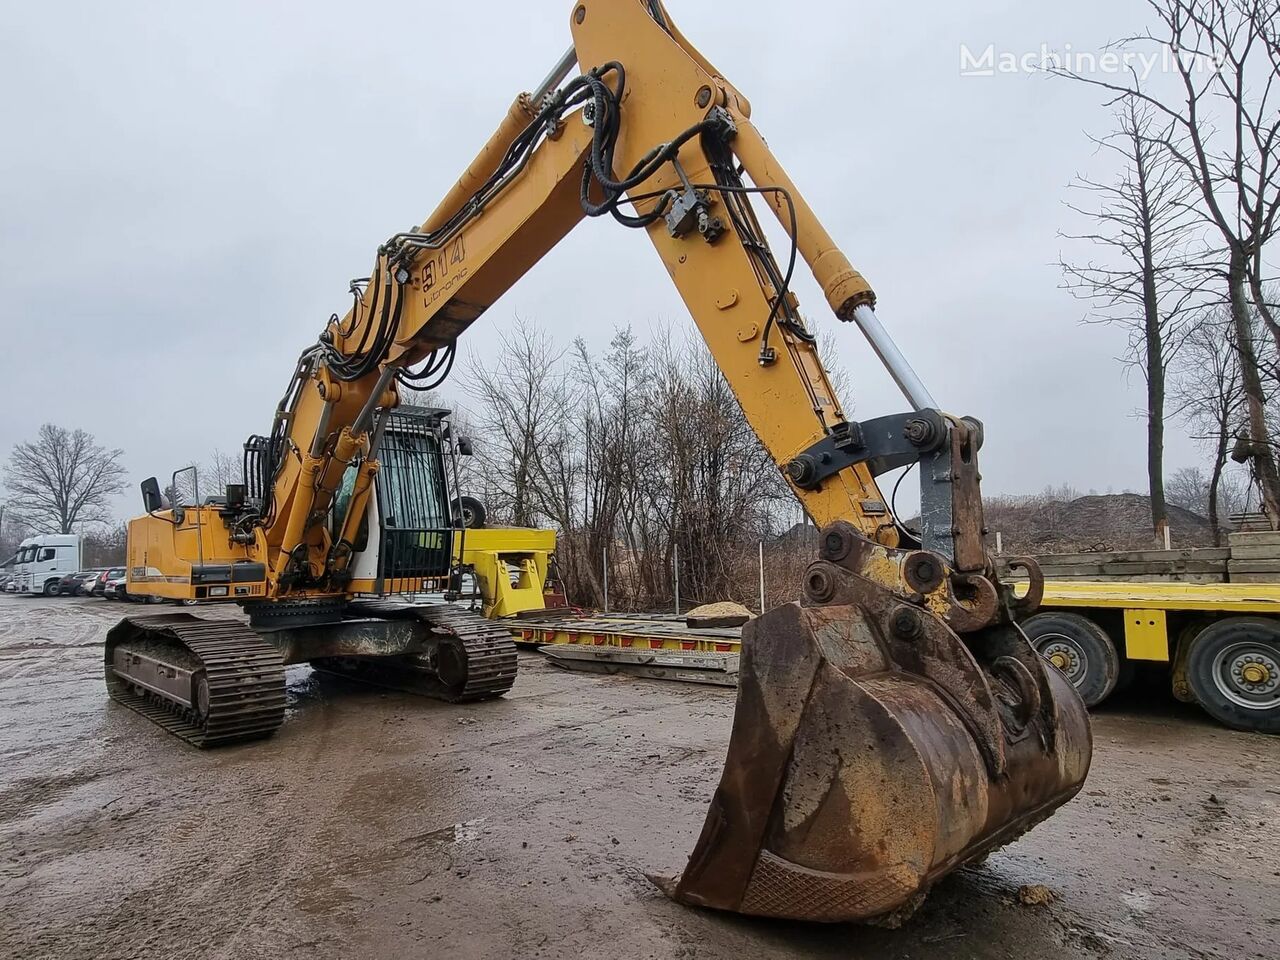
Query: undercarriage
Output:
[[105, 601, 517, 748]]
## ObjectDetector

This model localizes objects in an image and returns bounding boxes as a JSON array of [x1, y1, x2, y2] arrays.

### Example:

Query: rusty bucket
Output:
[[657, 543, 1092, 923]]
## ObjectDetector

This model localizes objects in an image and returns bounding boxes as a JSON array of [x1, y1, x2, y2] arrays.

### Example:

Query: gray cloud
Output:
[[0, 0, 1196, 525]]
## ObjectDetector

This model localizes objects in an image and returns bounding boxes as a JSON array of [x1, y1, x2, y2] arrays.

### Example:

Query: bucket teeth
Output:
[[660, 598, 1092, 923]]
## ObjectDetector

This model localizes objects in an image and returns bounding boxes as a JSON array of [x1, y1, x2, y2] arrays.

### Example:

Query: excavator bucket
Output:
[[657, 528, 1092, 923]]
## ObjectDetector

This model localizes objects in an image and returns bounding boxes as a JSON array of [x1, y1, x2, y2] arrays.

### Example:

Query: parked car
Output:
[[103, 574, 130, 601], [92, 568, 126, 597], [72, 571, 102, 596], [53, 572, 84, 596]]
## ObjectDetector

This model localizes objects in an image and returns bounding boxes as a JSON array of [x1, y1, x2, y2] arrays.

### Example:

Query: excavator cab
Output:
[[239, 405, 471, 596], [327, 406, 464, 591]]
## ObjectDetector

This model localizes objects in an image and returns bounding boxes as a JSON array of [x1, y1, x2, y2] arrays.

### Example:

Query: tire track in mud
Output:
[[0, 598, 336, 960], [2, 655, 457, 960], [4, 737, 361, 959], [0, 769, 108, 826]]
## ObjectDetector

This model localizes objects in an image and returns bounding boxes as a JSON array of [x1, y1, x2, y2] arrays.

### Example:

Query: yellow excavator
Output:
[[108, 0, 1092, 925]]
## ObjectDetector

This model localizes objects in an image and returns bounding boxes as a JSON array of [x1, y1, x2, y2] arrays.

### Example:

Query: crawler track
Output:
[[312, 602, 517, 702], [105, 614, 286, 748]]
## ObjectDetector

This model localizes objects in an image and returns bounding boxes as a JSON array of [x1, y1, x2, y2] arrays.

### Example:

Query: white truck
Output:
[[15, 534, 82, 596]]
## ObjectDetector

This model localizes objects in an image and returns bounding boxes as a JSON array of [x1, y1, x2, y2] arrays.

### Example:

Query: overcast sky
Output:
[[0, 0, 1203, 523]]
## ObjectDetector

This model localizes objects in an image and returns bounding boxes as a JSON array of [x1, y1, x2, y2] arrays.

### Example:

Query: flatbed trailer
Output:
[[510, 612, 742, 686], [1024, 580, 1280, 734], [504, 582, 1280, 735], [468, 521, 1278, 733]]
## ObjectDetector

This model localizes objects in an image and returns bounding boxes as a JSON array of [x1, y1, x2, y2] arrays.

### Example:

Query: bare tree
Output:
[[1060, 95, 1206, 536], [462, 317, 794, 610], [1058, 0, 1280, 524], [571, 328, 654, 606], [648, 335, 786, 607], [1167, 463, 1255, 526], [0, 505, 33, 560], [3, 424, 126, 533], [464, 318, 573, 529], [1167, 465, 1213, 515], [203, 449, 242, 495], [1172, 307, 1248, 540]]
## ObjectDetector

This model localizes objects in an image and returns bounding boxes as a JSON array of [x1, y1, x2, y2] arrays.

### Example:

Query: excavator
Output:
[[107, 0, 1092, 925]]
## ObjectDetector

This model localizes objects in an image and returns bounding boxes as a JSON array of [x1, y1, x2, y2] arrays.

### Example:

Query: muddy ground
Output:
[[1, 594, 1277, 960]]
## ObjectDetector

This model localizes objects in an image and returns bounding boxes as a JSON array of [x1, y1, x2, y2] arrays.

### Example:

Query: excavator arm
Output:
[[237, 0, 1090, 923], [271, 0, 984, 595]]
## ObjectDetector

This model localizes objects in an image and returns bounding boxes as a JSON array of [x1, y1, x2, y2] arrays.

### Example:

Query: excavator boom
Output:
[[114, 0, 1091, 925]]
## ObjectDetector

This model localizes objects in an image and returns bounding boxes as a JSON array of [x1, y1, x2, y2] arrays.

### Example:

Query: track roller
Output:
[[105, 613, 286, 748], [310, 603, 517, 702]]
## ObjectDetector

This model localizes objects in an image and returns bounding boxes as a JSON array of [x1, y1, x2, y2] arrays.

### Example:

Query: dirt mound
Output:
[[984, 493, 1216, 554], [776, 494, 1216, 556]]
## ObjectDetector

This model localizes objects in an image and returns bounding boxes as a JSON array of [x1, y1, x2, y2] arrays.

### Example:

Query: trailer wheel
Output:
[[1186, 617, 1280, 734], [1023, 612, 1120, 708]]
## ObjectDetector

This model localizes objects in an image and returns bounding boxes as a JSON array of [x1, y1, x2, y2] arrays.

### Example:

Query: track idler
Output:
[[658, 523, 1092, 923]]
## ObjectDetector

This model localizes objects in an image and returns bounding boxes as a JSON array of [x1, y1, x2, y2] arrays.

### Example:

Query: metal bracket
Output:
[[784, 409, 948, 489], [786, 411, 988, 568], [919, 417, 987, 571]]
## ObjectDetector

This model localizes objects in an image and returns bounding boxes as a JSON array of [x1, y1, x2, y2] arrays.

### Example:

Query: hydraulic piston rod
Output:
[[533, 46, 579, 104], [851, 305, 938, 411]]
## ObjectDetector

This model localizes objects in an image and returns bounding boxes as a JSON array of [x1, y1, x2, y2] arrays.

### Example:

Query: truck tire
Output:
[[453, 496, 487, 529], [1023, 611, 1120, 708], [1186, 617, 1280, 734], [43, 580, 59, 597]]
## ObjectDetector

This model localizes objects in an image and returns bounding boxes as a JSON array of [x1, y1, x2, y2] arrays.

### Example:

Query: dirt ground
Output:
[[1, 594, 1277, 960]]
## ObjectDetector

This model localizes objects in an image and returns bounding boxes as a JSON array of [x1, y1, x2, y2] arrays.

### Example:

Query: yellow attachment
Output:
[[1123, 608, 1169, 662], [457, 527, 556, 618]]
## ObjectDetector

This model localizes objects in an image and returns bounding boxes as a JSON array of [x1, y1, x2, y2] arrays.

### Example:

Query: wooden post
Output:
[[673, 541, 680, 615], [758, 541, 765, 613]]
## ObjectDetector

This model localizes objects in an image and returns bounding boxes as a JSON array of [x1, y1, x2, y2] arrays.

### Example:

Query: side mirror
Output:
[[141, 477, 163, 513], [457, 436, 474, 456]]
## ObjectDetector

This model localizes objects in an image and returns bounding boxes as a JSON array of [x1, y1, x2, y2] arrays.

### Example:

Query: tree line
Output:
[[458, 320, 805, 611], [1058, 0, 1280, 538]]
